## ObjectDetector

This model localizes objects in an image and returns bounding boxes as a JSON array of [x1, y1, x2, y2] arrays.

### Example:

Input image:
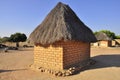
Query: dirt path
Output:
[[0, 47, 120, 80]]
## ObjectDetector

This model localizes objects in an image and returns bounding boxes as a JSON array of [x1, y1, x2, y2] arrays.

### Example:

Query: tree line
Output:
[[0, 33, 27, 47], [0, 30, 120, 47], [94, 30, 120, 39]]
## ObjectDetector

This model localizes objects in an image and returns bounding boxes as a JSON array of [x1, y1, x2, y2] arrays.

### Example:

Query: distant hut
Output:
[[29, 2, 96, 74], [94, 32, 112, 47], [113, 39, 120, 47]]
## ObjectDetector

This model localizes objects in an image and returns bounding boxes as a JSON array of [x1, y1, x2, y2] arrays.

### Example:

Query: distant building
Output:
[[112, 39, 120, 47], [93, 32, 112, 47]]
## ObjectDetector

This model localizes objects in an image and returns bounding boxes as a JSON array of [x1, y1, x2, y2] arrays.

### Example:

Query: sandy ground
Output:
[[0, 47, 120, 80]]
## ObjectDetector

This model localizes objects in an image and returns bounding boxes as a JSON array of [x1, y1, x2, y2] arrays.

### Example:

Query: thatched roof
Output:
[[95, 32, 112, 41], [29, 2, 97, 45]]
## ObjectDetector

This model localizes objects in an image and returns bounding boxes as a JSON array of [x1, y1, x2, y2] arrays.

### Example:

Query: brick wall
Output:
[[34, 41, 90, 70], [99, 41, 112, 47], [62, 41, 90, 69], [34, 45, 63, 70]]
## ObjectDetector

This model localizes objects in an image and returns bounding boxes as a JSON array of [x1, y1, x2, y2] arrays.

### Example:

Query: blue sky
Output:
[[0, 0, 120, 37]]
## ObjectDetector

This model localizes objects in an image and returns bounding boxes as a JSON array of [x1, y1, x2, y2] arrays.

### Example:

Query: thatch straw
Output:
[[95, 32, 112, 41], [29, 2, 97, 45]]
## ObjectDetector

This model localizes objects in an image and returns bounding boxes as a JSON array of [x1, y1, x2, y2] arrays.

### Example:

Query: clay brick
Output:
[[33, 41, 90, 70]]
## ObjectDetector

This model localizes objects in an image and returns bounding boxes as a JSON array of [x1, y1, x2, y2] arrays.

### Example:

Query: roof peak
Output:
[[29, 2, 97, 44], [55, 2, 68, 9], [57, 2, 66, 6]]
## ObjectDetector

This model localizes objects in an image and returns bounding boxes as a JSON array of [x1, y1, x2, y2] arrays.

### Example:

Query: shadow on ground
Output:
[[73, 54, 120, 75], [89, 54, 120, 69], [0, 69, 27, 73]]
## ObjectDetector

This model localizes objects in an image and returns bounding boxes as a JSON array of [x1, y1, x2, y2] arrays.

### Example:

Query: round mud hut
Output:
[[29, 2, 97, 75]]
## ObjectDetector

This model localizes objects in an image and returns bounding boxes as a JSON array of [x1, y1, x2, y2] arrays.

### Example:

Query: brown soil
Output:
[[0, 47, 120, 80]]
